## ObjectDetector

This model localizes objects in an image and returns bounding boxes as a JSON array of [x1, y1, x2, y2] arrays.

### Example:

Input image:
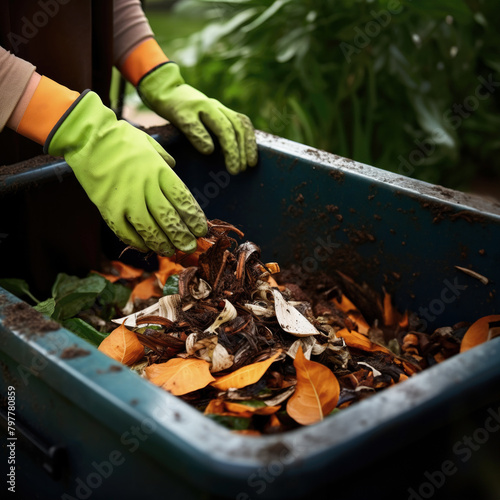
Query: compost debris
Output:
[[88, 220, 498, 434]]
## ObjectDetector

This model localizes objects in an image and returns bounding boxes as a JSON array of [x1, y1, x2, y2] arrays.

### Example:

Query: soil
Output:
[[1, 301, 59, 336], [0, 154, 59, 177], [60, 346, 91, 359], [418, 199, 490, 224], [140, 124, 183, 143]]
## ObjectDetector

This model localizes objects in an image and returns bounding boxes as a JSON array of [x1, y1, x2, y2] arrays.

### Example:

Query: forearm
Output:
[[113, 0, 155, 68], [6, 72, 41, 131], [0, 45, 79, 145], [0, 46, 36, 132]]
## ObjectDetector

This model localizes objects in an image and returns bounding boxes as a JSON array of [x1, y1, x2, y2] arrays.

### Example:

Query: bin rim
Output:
[[2, 287, 500, 497]]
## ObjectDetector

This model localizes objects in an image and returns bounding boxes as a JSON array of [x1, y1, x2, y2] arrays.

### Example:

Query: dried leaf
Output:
[[383, 291, 396, 326], [95, 261, 144, 283], [357, 361, 382, 377], [287, 337, 323, 360], [224, 401, 281, 415], [211, 350, 282, 391], [258, 262, 281, 278], [176, 237, 214, 268], [98, 323, 144, 366], [186, 333, 234, 372], [243, 302, 275, 317], [382, 291, 407, 328], [144, 358, 215, 396], [212, 343, 235, 372], [113, 295, 181, 327], [262, 386, 296, 406], [460, 314, 500, 353], [131, 275, 162, 301], [204, 398, 226, 415], [336, 328, 392, 354], [190, 278, 212, 300], [204, 299, 237, 334], [155, 257, 185, 287], [265, 275, 285, 290], [346, 311, 370, 335], [251, 280, 275, 301], [332, 293, 358, 314], [286, 346, 339, 425], [273, 289, 319, 337]]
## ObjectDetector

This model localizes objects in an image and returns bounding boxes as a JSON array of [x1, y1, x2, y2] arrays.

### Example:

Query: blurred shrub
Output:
[[168, 0, 500, 189]]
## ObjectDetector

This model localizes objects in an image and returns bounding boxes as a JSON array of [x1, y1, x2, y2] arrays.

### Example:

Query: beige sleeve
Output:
[[114, 0, 155, 67], [0, 47, 36, 132]]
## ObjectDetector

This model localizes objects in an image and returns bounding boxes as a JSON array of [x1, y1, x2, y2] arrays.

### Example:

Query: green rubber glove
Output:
[[44, 90, 207, 255], [138, 62, 258, 175]]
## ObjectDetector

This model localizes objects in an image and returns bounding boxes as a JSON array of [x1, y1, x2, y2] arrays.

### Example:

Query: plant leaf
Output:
[[34, 298, 56, 317], [51, 273, 108, 321], [460, 314, 500, 353], [211, 350, 282, 391], [286, 345, 339, 426], [62, 318, 107, 347], [163, 275, 180, 296], [241, 0, 291, 33], [98, 323, 144, 366], [144, 358, 215, 396], [205, 414, 251, 431], [0, 278, 39, 303]]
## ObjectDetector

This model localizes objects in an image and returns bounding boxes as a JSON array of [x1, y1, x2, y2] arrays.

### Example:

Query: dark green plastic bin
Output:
[[1, 126, 500, 499]]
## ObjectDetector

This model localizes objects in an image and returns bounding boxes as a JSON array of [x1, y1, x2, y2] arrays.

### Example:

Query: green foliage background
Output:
[[146, 0, 500, 191]]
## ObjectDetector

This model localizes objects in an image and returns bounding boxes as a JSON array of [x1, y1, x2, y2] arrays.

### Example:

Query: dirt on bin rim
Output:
[[0, 154, 59, 178], [60, 346, 91, 359], [0, 299, 59, 336]]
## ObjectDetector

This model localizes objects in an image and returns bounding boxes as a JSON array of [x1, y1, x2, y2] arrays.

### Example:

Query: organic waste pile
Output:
[[3, 220, 498, 435], [85, 220, 498, 434]]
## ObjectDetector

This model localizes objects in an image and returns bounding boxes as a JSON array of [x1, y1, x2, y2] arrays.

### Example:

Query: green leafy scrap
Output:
[[51, 273, 108, 321], [163, 274, 180, 296], [62, 318, 108, 346], [0, 278, 39, 304], [26, 272, 133, 346], [206, 414, 252, 431]]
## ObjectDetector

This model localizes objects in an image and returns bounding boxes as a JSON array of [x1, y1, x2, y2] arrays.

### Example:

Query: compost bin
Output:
[[1, 125, 500, 500]]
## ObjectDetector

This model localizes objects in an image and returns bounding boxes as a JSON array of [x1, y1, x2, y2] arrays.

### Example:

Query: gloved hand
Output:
[[44, 90, 207, 255], [137, 62, 258, 175]]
